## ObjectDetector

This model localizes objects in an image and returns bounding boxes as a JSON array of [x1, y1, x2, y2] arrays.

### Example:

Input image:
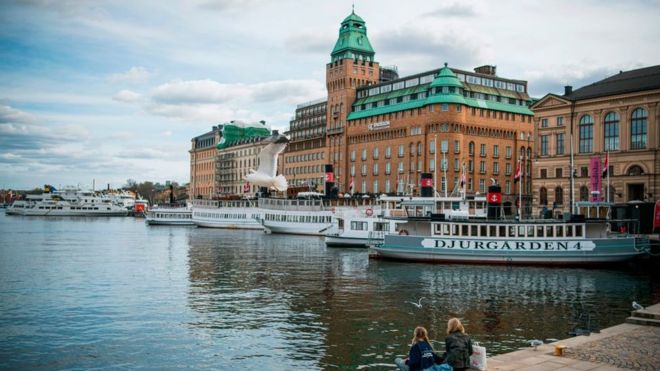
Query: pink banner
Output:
[[590, 157, 602, 201]]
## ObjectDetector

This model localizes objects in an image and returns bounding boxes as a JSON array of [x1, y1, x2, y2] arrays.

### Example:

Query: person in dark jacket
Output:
[[395, 326, 437, 371], [444, 318, 473, 371]]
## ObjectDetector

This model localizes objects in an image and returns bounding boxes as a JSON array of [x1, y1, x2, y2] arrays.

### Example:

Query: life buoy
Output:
[[365, 208, 373, 216], [399, 229, 409, 236]]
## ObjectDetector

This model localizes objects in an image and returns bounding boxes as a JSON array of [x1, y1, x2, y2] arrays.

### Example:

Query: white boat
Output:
[[146, 205, 193, 225], [259, 196, 334, 235], [6, 188, 129, 216], [192, 199, 263, 230]]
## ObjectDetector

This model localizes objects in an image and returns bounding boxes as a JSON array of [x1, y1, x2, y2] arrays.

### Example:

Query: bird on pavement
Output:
[[529, 339, 543, 350], [406, 297, 424, 308], [632, 301, 644, 311]]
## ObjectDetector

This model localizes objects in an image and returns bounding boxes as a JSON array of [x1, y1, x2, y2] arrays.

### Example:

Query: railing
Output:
[[327, 126, 344, 135], [258, 197, 326, 211]]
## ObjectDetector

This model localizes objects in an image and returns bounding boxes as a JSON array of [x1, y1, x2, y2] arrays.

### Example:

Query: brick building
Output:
[[316, 10, 535, 210], [189, 126, 222, 199], [531, 65, 660, 215]]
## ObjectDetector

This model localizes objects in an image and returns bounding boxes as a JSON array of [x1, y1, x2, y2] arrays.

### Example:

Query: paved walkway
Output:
[[486, 303, 660, 371]]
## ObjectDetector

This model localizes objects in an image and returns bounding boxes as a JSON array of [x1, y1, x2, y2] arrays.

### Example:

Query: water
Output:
[[0, 213, 658, 370]]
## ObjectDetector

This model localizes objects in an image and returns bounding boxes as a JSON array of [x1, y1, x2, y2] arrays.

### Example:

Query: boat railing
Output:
[[258, 197, 326, 211]]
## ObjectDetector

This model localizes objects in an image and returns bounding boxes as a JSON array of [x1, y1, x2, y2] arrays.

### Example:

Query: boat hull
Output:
[[194, 220, 264, 230], [6, 209, 128, 216], [325, 235, 376, 247], [264, 222, 332, 236], [372, 235, 647, 266]]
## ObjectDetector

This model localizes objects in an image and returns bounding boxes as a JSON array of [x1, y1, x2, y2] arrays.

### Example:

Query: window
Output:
[[627, 165, 644, 176], [505, 180, 511, 194], [373, 147, 379, 159], [385, 146, 392, 158], [540, 169, 547, 179], [361, 180, 367, 194], [385, 179, 391, 193], [579, 114, 593, 153], [579, 186, 589, 201], [478, 179, 485, 193], [505, 146, 512, 159], [555, 187, 564, 205], [557, 116, 564, 126], [398, 161, 404, 173], [454, 159, 460, 171], [429, 139, 436, 154], [556, 133, 565, 155], [540, 135, 549, 155], [441, 103, 449, 111], [398, 144, 404, 157], [385, 162, 391, 175], [541, 118, 548, 128], [361, 164, 367, 175], [493, 162, 499, 175], [480, 144, 486, 157], [454, 140, 460, 154], [350, 150, 356, 162], [505, 163, 512, 175], [373, 163, 379, 175], [603, 112, 620, 151], [540, 187, 548, 205], [580, 167, 588, 178], [555, 168, 563, 178], [479, 161, 486, 174], [350, 164, 355, 176], [361, 149, 367, 161], [631, 108, 648, 149], [373, 180, 379, 194], [417, 142, 423, 155], [469, 142, 475, 156], [429, 159, 435, 171], [493, 145, 499, 158]]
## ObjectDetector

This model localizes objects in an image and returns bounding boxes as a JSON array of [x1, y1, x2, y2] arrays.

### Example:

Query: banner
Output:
[[589, 157, 602, 201]]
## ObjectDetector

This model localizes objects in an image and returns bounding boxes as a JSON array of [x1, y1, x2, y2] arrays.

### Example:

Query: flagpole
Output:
[[606, 151, 610, 218], [434, 134, 438, 199], [518, 155, 522, 220]]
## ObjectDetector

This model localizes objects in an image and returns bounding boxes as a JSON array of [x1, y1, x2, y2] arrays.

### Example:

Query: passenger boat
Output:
[[145, 204, 193, 225], [259, 195, 333, 235], [191, 199, 263, 230], [370, 216, 649, 265], [6, 188, 129, 216]]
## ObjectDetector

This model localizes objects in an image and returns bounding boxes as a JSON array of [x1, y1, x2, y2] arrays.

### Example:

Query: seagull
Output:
[[405, 297, 424, 308], [632, 301, 644, 311], [244, 133, 289, 192], [529, 339, 543, 350]]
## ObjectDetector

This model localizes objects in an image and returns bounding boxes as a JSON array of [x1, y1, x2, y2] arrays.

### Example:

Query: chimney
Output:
[[564, 86, 573, 96]]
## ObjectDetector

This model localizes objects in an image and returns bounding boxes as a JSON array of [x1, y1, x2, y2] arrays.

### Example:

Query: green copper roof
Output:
[[430, 64, 463, 88], [331, 11, 375, 62]]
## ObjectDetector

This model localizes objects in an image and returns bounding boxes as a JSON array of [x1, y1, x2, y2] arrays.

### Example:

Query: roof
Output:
[[566, 65, 660, 100], [331, 11, 375, 62]]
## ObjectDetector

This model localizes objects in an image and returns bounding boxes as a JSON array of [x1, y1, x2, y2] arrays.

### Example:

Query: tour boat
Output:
[[259, 195, 334, 235], [6, 189, 129, 216], [191, 199, 263, 230], [145, 205, 194, 225]]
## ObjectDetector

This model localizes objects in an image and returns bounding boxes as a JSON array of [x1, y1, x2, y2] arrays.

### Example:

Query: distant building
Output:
[[189, 126, 222, 199], [531, 65, 660, 216], [281, 98, 327, 192]]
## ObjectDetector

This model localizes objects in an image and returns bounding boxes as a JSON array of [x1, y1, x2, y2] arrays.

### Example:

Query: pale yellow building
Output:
[[531, 65, 660, 216], [217, 137, 269, 197]]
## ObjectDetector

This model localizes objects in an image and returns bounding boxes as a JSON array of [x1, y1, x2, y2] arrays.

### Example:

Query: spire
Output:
[[330, 10, 375, 63]]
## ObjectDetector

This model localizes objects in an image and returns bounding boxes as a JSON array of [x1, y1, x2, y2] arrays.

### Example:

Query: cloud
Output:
[[113, 89, 143, 103], [285, 33, 335, 54], [115, 148, 172, 160], [199, 0, 267, 11], [0, 105, 38, 125], [423, 3, 477, 17], [109, 66, 152, 83]]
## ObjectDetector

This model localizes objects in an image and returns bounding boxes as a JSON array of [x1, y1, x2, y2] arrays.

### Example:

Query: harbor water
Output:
[[0, 213, 658, 369]]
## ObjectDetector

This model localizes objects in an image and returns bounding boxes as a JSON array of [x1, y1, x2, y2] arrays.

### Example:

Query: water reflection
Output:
[[186, 230, 658, 369]]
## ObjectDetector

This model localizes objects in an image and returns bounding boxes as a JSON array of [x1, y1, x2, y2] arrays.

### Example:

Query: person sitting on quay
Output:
[[444, 317, 473, 371], [394, 326, 439, 371]]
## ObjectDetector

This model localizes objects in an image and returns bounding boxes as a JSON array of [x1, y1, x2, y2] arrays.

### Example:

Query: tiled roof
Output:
[[567, 65, 660, 100]]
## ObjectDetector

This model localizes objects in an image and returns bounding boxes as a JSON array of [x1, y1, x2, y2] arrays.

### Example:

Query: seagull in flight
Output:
[[529, 339, 543, 350], [244, 133, 289, 191], [406, 297, 424, 308], [632, 301, 644, 311]]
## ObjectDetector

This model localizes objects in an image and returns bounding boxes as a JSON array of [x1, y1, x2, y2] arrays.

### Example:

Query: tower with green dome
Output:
[[326, 8, 380, 193]]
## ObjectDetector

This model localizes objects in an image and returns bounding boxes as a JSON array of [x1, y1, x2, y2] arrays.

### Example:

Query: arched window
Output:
[[540, 187, 548, 205], [579, 186, 589, 201], [579, 115, 593, 153], [468, 142, 475, 156], [627, 165, 644, 176], [631, 108, 648, 149], [603, 112, 620, 151], [554, 186, 564, 205]]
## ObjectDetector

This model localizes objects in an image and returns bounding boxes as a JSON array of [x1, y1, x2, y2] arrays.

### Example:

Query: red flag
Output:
[[348, 177, 354, 193], [513, 161, 522, 183], [243, 182, 250, 193], [602, 152, 609, 178], [460, 172, 466, 188]]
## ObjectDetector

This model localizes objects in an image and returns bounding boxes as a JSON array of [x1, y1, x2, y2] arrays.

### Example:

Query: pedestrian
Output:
[[395, 326, 438, 371], [444, 318, 473, 371]]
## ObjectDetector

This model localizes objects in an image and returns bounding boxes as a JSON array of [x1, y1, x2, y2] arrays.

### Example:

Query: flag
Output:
[[460, 172, 466, 188], [348, 177, 354, 194], [602, 152, 609, 178], [243, 182, 250, 193], [513, 161, 522, 183]]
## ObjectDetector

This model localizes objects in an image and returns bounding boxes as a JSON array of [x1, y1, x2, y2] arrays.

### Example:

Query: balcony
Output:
[[327, 126, 344, 135]]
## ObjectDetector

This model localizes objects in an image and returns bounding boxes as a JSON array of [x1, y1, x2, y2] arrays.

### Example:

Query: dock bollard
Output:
[[554, 344, 567, 356]]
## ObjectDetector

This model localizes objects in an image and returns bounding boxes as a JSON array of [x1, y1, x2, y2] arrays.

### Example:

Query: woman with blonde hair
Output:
[[444, 318, 473, 371], [394, 326, 438, 371]]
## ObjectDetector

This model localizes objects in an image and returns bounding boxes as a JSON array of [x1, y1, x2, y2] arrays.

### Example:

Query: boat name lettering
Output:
[[421, 239, 595, 252]]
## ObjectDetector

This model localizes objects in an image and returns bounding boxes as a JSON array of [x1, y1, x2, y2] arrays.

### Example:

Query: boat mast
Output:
[[569, 101, 576, 215]]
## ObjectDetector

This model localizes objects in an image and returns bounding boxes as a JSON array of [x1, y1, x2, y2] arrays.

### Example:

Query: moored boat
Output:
[[146, 204, 193, 225], [6, 188, 129, 217], [192, 199, 263, 230]]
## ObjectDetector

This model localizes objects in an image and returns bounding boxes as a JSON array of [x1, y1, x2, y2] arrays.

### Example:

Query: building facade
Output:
[[281, 98, 328, 191], [531, 66, 660, 215], [217, 137, 269, 197], [314, 11, 535, 208], [189, 126, 222, 199]]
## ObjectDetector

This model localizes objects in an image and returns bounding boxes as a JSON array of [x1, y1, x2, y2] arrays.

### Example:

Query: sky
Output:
[[1, 0, 659, 190]]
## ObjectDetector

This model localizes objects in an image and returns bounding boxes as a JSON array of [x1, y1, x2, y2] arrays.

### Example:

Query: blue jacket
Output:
[[408, 340, 436, 371]]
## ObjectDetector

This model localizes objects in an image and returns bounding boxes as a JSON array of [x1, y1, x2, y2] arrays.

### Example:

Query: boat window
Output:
[[442, 224, 450, 235], [499, 225, 506, 237], [451, 224, 459, 236], [508, 226, 516, 237], [351, 221, 368, 231], [537, 225, 544, 238], [374, 222, 389, 232], [489, 225, 496, 237], [527, 225, 534, 237], [461, 224, 469, 236], [546, 226, 554, 237], [518, 226, 526, 237], [575, 225, 583, 237], [556, 225, 564, 237], [566, 225, 573, 237], [470, 225, 478, 236], [480, 225, 487, 237]]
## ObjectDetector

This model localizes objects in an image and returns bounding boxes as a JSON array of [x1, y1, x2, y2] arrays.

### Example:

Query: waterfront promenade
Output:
[[487, 303, 660, 370]]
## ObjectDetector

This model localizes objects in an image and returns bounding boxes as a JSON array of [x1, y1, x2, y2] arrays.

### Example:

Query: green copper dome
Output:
[[331, 10, 375, 63], [430, 63, 464, 88]]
